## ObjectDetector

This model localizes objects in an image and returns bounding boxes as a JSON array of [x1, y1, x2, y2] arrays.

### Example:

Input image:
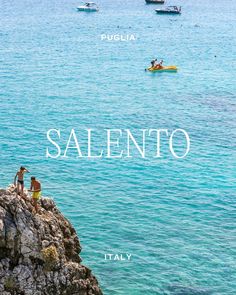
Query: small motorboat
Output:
[[145, 0, 165, 4], [146, 65, 178, 72], [77, 2, 99, 12], [155, 6, 181, 14]]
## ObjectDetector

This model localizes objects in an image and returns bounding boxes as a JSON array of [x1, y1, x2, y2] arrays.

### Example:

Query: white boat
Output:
[[156, 6, 181, 14], [77, 2, 99, 12]]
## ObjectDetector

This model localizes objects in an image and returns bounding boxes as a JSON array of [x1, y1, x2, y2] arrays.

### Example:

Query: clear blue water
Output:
[[0, 0, 236, 294]]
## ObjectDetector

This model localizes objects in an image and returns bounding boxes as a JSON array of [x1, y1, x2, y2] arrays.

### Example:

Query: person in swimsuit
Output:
[[154, 59, 164, 69], [14, 166, 30, 196], [29, 176, 41, 214], [155, 59, 163, 69], [151, 59, 157, 68]]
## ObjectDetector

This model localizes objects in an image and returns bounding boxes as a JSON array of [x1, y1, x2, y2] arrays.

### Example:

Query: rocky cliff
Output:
[[0, 186, 103, 295]]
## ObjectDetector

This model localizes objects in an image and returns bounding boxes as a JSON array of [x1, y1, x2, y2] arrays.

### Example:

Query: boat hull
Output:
[[146, 0, 165, 4], [77, 7, 98, 12], [147, 66, 178, 72], [156, 10, 181, 14]]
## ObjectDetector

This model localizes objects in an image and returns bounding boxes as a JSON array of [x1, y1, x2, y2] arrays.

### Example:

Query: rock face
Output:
[[0, 186, 103, 295]]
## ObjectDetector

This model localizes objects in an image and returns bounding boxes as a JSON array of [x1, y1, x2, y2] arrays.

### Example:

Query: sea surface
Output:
[[0, 0, 236, 294]]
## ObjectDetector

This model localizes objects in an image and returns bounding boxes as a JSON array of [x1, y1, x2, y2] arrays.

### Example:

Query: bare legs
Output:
[[16, 182, 20, 196], [16, 183, 24, 197], [21, 183, 24, 196], [32, 198, 38, 214]]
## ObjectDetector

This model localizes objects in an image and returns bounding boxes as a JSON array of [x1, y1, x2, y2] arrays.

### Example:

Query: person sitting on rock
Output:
[[14, 166, 30, 197], [29, 176, 41, 214]]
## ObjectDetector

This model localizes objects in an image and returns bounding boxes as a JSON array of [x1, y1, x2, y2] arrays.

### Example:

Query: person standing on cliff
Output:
[[14, 166, 30, 197], [29, 176, 41, 214]]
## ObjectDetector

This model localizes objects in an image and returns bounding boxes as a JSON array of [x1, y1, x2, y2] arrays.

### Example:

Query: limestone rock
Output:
[[0, 187, 103, 295]]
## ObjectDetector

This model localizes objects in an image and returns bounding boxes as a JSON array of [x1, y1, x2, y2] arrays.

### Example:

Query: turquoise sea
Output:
[[0, 0, 236, 294]]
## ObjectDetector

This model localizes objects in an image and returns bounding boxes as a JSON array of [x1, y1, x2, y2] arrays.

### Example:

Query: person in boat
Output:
[[14, 166, 30, 196], [151, 59, 157, 68], [154, 59, 164, 69], [29, 176, 41, 214]]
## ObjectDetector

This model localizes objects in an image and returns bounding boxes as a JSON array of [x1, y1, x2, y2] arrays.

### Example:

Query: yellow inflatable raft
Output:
[[147, 66, 178, 72]]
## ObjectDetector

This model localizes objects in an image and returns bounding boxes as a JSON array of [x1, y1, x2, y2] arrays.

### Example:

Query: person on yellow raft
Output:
[[145, 59, 164, 71], [153, 59, 164, 70], [29, 176, 41, 214], [146, 59, 178, 72]]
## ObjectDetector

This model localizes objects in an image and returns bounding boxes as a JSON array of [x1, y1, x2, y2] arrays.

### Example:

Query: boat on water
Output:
[[77, 2, 99, 12], [146, 65, 178, 72], [145, 0, 165, 4], [155, 6, 181, 14]]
